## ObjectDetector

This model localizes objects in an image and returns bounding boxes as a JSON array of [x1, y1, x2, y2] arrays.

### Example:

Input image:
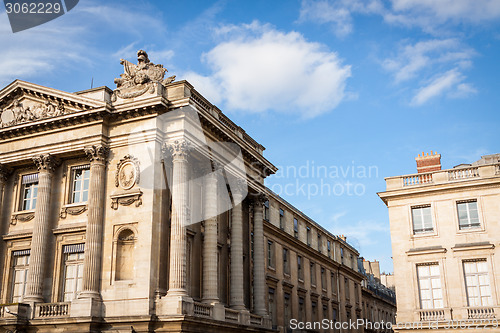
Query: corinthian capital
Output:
[[250, 192, 268, 207], [0, 164, 12, 183], [84, 145, 110, 163], [32, 154, 61, 172], [162, 139, 192, 160]]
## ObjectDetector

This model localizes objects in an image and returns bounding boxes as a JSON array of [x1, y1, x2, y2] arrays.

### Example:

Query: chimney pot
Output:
[[415, 151, 441, 173]]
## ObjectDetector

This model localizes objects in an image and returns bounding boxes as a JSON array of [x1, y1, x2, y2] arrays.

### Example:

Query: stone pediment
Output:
[[0, 80, 106, 129]]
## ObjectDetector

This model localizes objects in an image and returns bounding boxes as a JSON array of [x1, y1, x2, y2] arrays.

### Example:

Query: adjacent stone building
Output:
[[379, 152, 500, 332], [0, 51, 390, 332]]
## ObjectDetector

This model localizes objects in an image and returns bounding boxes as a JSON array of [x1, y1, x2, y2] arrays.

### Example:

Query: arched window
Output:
[[115, 229, 135, 280]]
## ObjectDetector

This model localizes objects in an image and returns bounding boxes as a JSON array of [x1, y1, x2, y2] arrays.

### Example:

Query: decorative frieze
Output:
[[0, 98, 66, 128]]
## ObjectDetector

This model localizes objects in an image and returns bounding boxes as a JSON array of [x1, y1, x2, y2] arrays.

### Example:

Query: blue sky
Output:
[[2, 0, 500, 272]]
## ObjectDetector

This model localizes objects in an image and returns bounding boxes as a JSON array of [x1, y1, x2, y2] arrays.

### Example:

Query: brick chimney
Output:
[[416, 151, 441, 173]]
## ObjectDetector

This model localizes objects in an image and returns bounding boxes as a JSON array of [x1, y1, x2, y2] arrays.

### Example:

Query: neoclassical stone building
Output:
[[379, 152, 500, 332], [0, 51, 371, 333]]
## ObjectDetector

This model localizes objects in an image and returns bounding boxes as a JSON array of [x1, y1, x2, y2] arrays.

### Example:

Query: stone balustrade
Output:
[[467, 307, 495, 319], [34, 302, 70, 318], [417, 309, 446, 321], [386, 164, 500, 190]]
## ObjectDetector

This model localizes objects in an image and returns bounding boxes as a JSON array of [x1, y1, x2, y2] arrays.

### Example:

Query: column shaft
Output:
[[230, 191, 245, 309], [25, 155, 58, 303], [202, 172, 219, 303], [166, 140, 190, 296], [80, 145, 108, 299], [253, 195, 267, 316]]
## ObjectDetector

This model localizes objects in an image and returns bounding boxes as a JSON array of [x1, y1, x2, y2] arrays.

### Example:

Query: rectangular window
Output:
[[318, 233, 322, 253], [327, 240, 331, 258], [284, 293, 291, 330], [321, 267, 326, 290], [283, 248, 290, 275], [345, 278, 350, 300], [293, 218, 298, 238], [20, 173, 38, 211], [412, 205, 433, 234], [61, 244, 85, 301], [463, 260, 492, 307], [267, 240, 275, 269], [457, 200, 480, 230], [298, 296, 305, 322], [331, 273, 337, 294], [311, 300, 318, 321], [268, 288, 277, 328], [10, 250, 30, 303], [279, 208, 285, 230], [417, 264, 443, 309], [298, 255, 304, 280], [310, 262, 316, 286], [355, 283, 359, 303], [70, 165, 90, 203], [306, 227, 311, 246], [341, 247, 344, 265], [264, 200, 270, 221]]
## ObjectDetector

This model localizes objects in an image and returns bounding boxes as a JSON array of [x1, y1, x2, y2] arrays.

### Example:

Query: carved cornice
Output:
[[32, 154, 60, 172], [163, 139, 192, 160], [84, 145, 109, 163]]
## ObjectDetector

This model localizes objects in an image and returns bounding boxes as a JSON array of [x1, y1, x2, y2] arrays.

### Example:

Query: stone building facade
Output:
[[379, 152, 500, 332], [0, 51, 388, 332]]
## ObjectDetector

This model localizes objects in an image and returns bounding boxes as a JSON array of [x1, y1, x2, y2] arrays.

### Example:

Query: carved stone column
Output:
[[252, 193, 267, 316], [79, 145, 109, 300], [202, 168, 219, 304], [164, 139, 191, 297], [24, 154, 59, 303], [230, 180, 246, 310]]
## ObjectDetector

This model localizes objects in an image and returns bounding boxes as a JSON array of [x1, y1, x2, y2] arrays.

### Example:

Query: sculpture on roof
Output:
[[112, 50, 176, 101]]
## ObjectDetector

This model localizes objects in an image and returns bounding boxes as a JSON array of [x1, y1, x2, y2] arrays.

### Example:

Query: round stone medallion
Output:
[[118, 161, 137, 190]]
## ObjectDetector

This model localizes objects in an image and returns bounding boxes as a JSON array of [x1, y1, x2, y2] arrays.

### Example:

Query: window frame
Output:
[[60, 244, 85, 302], [267, 240, 275, 269], [69, 165, 91, 204], [417, 263, 444, 309], [283, 247, 290, 275], [456, 199, 481, 231], [9, 249, 30, 303], [264, 200, 270, 222], [463, 259, 492, 307], [19, 173, 39, 212], [279, 208, 285, 230], [411, 205, 434, 235], [293, 218, 298, 238]]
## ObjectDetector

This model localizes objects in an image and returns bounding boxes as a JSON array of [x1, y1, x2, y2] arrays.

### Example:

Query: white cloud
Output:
[[382, 39, 475, 83], [411, 69, 467, 106], [185, 21, 351, 118], [0, 1, 173, 87], [382, 39, 476, 105], [298, 0, 384, 37], [390, 0, 500, 26], [328, 215, 388, 249], [299, 0, 500, 36]]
